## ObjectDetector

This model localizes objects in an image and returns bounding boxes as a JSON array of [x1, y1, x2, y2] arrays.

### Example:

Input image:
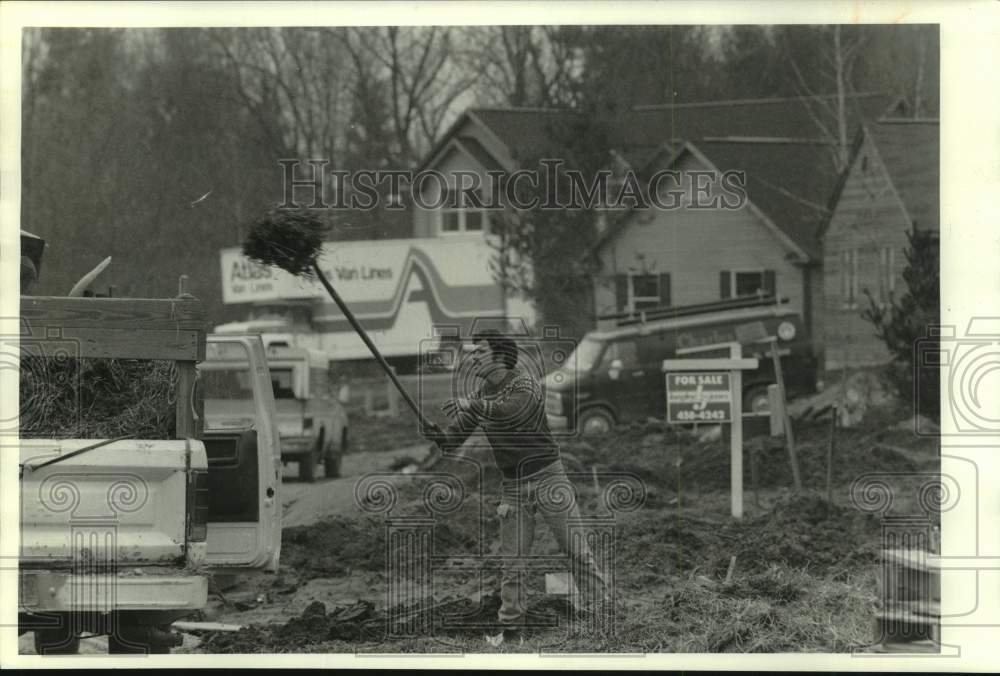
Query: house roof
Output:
[[469, 93, 899, 161], [471, 108, 575, 162], [867, 120, 939, 231], [818, 118, 939, 240], [696, 139, 835, 259], [419, 93, 903, 262], [454, 135, 506, 173]]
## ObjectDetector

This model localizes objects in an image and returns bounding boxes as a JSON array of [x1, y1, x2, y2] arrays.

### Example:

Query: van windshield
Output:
[[568, 337, 605, 373]]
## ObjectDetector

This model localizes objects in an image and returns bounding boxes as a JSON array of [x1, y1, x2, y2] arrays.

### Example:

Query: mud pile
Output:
[[200, 600, 382, 653], [281, 511, 486, 581], [618, 494, 881, 578], [281, 517, 388, 577], [198, 595, 577, 653], [731, 494, 882, 572], [563, 418, 932, 496]]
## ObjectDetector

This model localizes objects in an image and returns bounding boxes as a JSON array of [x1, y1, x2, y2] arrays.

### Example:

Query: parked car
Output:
[[202, 340, 349, 482], [545, 296, 818, 435]]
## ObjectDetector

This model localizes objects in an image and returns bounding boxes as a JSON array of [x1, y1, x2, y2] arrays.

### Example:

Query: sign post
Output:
[[664, 343, 758, 519]]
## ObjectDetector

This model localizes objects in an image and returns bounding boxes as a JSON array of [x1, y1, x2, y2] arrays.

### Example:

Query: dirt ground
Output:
[[188, 404, 939, 654], [23, 403, 938, 655]]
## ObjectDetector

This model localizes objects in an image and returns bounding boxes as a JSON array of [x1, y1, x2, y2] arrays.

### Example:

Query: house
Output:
[[820, 118, 939, 369], [412, 94, 901, 369]]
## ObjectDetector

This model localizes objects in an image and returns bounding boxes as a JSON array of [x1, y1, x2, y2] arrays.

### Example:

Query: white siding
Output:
[[593, 152, 807, 327]]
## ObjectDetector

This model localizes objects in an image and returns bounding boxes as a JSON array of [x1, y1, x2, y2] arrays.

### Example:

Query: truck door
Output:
[[199, 336, 282, 571]]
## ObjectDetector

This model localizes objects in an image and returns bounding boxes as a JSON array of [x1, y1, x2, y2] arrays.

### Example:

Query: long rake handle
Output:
[[312, 263, 432, 430]]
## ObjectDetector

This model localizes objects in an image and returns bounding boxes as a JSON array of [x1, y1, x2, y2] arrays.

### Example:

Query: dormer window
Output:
[[438, 189, 489, 235]]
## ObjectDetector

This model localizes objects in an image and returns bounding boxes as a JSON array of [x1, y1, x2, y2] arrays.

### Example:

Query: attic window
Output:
[[437, 189, 489, 235]]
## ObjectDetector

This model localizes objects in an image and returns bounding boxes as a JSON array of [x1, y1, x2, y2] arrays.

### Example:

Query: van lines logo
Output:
[[229, 259, 393, 284], [328, 265, 394, 282], [227, 254, 397, 300], [229, 258, 275, 282], [311, 247, 501, 334]]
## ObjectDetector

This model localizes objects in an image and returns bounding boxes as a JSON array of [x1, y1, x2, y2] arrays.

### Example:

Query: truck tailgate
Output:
[[273, 399, 307, 437], [19, 439, 201, 567]]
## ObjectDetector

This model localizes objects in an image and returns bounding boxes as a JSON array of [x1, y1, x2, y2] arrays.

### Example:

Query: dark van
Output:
[[545, 296, 818, 435]]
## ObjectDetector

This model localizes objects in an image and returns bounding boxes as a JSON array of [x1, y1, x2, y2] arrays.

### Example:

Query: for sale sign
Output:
[[666, 371, 733, 423]]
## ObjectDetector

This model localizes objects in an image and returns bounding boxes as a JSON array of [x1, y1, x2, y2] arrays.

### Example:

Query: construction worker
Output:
[[425, 329, 608, 630]]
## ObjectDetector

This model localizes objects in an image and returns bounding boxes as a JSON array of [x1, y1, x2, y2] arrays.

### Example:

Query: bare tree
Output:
[[338, 26, 477, 165], [208, 28, 352, 161], [464, 26, 579, 107], [781, 25, 867, 171]]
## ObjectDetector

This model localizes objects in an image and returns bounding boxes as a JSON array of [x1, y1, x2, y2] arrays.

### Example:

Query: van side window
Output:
[[600, 340, 639, 370], [636, 332, 673, 365]]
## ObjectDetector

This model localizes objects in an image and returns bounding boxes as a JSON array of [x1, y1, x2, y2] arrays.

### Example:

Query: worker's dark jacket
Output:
[[440, 367, 560, 481]]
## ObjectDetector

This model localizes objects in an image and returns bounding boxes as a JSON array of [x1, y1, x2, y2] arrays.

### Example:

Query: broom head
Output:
[[242, 206, 330, 277]]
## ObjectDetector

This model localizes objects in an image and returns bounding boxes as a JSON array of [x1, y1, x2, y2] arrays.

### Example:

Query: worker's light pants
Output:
[[495, 459, 608, 624]]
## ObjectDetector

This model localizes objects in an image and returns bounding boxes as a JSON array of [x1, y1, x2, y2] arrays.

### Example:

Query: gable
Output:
[[413, 95, 901, 259], [822, 132, 911, 249], [416, 114, 513, 175], [868, 122, 939, 231], [594, 143, 811, 262]]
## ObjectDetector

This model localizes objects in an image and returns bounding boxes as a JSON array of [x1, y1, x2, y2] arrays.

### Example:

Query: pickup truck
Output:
[[17, 290, 281, 654], [202, 341, 349, 482]]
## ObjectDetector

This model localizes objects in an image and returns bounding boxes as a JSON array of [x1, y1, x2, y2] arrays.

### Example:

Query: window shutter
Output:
[[850, 249, 859, 305], [658, 273, 671, 306], [763, 270, 776, 296], [615, 274, 629, 312], [720, 271, 731, 299]]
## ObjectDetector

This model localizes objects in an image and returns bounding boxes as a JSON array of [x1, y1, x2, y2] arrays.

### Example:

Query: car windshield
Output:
[[567, 337, 605, 373]]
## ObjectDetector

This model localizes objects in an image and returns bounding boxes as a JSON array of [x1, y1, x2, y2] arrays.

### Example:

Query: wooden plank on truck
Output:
[[21, 296, 205, 330], [20, 296, 206, 362]]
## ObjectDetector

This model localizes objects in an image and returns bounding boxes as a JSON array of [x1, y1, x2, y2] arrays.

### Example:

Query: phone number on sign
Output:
[[674, 409, 728, 422]]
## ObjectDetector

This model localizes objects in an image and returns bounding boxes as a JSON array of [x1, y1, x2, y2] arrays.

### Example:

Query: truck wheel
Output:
[[324, 432, 344, 479], [744, 385, 771, 414], [107, 625, 175, 654], [324, 451, 341, 479], [108, 634, 170, 654], [298, 448, 317, 483], [578, 407, 615, 436], [33, 627, 80, 655]]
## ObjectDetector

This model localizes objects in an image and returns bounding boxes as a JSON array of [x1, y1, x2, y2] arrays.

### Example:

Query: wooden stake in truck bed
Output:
[[18, 287, 281, 655]]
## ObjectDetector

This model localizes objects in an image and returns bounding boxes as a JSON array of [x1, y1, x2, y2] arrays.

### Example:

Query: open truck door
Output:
[[199, 335, 282, 571]]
